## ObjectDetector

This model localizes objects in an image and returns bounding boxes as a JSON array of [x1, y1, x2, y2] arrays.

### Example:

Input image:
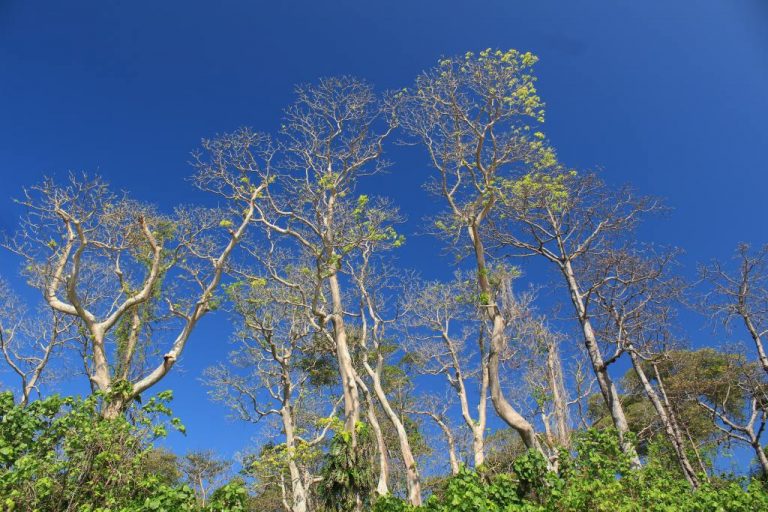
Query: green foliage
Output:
[[207, 479, 249, 511], [0, 392, 243, 511], [372, 429, 768, 512], [317, 422, 378, 512]]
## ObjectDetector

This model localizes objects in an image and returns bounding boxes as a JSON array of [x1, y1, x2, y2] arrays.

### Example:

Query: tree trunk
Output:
[[754, 439, 768, 477], [629, 351, 699, 487], [545, 338, 570, 448], [741, 312, 768, 376], [366, 395, 389, 496], [451, 338, 487, 468], [487, 322, 543, 453], [367, 363, 422, 506], [562, 260, 641, 468], [328, 272, 361, 434], [281, 407, 308, 512], [101, 399, 125, 420], [432, 414, 459, 475], [468, 224, 545, 460]]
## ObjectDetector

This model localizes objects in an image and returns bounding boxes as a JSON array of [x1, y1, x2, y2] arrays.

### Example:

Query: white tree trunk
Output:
[[562, 260, 640, 468]]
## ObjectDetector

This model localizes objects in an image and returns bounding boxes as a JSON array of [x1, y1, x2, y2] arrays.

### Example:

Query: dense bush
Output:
[[0, 392, 248, 511], [372, 429, 768, 512]]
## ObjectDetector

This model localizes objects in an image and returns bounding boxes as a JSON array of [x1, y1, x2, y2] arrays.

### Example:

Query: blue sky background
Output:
[[1, 0, 767, 473]]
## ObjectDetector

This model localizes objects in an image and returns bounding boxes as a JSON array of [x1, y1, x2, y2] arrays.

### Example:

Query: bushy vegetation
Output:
[[5, 393, 764, 512], [373, 430, 768, 512], [0, 392, 248, 511]]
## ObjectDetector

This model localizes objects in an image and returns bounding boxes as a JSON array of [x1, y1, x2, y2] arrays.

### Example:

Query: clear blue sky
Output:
[[1, 1, 767, 469]]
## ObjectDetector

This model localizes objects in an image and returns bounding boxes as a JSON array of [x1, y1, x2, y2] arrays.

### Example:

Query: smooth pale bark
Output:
[[132, 187, 261, 397], [281, 406, 308, 512], [469, 223, 545, 458], [757, 443, 768, 477], [443, 331, 488, 467], [438, 419, 460, 475], [740, 310, 768, 376], [629, 350, 699, 488], [416, 411, 459, 475], [561, 260, 641, 468], [364, 359, 422, 506], [700, 398, 768, 477], [357, 375, 389, 496], [329, 272, 361, 433], [43, 186, 264, 417], [368, 405, 390, 496], [544, 339, 570, 448]]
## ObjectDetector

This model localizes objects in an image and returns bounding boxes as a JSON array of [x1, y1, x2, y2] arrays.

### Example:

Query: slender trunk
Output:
[[449, 335, 487, 467], [199, 476, 206, 507], [545, 338, 570, 448], [475, 359, 488, 467], [487, 325, 542, 452], [746, 401, 768, 477], [656, 363, 710, 483], [356, 374, 389, 496], [328, 272, 361, 433], [433, 415, 459, 475], [366, 394, 389, 496], [629, 351, 699, 487], [755, 440, 768, 477], [468, 224, 545, 459], [562, 260, 640, 467], [742, 312, 768, 376], [19, 332, 58, 406], [367, 362, 422, 506], [684, 425, 710, 481], [446, 432, 460, 475], [282, 407, 308, 512]]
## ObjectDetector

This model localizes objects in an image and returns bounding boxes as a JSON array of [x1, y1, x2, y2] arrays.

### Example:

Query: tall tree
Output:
[[240, 77, 398, 438], [5, 139, 269, 415], [494, 171, 660, 466], [350, 249, 422, 504], [205, 260, 338, 512], [403, 272, 490, 468], [590, 248, 700, 486], [400, 49, 554, 458]]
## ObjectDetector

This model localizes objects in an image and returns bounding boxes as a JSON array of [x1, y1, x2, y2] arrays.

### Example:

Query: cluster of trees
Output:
[[1, 49, 767, 511]]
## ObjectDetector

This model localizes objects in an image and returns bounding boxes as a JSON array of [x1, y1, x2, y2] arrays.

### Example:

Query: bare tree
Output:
[[225, 77, 399, 439], [0, 278, 76, 405], [690, 352, 768, 476], [5, 138, 270, 416], [205, 260, 338, 512], [695, 243, 768, 476], [399, 49, 553, 458], [180, 450, 232, 507], [407, 396, 461, 475], [515, 313, 571, 451], [590, 248, 700, 486], [403, 272, 489, 468], [701, 244, 768, 376], [350, 241, 422, 505], [493, 171, 660, 466]]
